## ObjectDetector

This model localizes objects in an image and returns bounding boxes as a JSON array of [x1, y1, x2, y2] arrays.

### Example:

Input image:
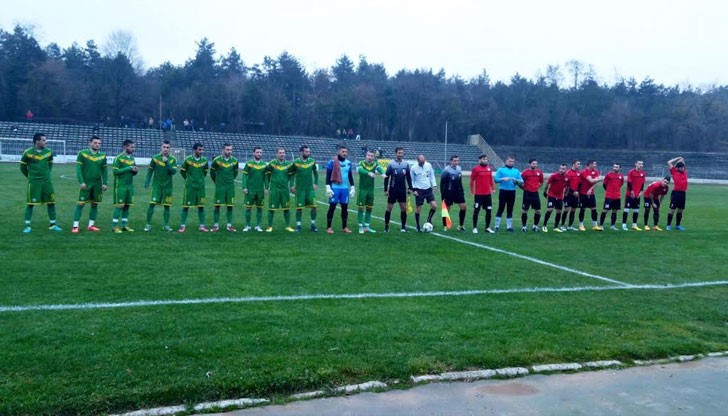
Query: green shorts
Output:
[[78, 181, 103, 204], [113, 184, 134, 206], [214, 184, 235, 206], [357, 189, 375, 208], [295, 188, 317, 208], [27, 181, 56, 205], [244, 189, 265, 208], [150, 185, 173, 206], [268, 188, 290, 210], [182, 186, 206, 208]]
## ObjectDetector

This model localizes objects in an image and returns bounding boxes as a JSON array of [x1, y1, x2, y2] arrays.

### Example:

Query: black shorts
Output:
[[521, 191, 541, 210], [625, 196, 641, 209], [387, 189, 407, 204], [564, 193, 579, 208], [603, 198, 621, 210], [644, 198, 660, 209], [669, 191, 686, 210], [414, 188, 435, 206], [443, 190, 466, 205], [473, 194, 493, 210], [580, 194, 597, 209], [547, 197, 564, 210]]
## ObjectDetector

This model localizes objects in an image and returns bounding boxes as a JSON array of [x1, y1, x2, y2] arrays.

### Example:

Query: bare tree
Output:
[[102, 30, 143, 73]]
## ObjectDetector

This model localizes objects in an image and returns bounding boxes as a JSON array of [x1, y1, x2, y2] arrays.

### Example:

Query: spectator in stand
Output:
[[26, 110, 34, 122], [183, 119, 190, 130], [148, 117, 154, 129]]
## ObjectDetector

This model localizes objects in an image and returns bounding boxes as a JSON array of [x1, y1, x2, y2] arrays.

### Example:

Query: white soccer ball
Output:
[[422, 222, 434, 233]]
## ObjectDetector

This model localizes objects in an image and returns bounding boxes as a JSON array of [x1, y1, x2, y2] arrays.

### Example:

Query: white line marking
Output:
[[1, 281, 726, 313], [316, 201, 631, 286]]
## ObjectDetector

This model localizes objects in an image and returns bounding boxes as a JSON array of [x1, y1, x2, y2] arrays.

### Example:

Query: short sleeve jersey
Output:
[[470, 164, 494, 195], [644, 181, 669, 199], [579, 168, 600, 195]]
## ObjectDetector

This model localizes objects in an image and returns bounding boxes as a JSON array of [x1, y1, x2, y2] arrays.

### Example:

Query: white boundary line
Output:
[[316, 201, 632, 287], [1, 281, 726, 313]]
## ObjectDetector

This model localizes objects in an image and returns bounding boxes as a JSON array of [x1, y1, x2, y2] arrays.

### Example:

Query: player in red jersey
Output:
[[520, 159, 544, 232], [622, 160, 646, 231], [542, 163, 568, 233], [578, 160, 603, 231], [643, 176, 670, 231], [562, 160, 582, 230], [666, 156, 688, 230], [598, 163, 624, 230], [469, 154, 496, 233]]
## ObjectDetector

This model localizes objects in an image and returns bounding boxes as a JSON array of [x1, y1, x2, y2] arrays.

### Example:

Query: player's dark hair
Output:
[[614, 162, 621, 167], [223, 143, 231, 148], [300, 145, 309, 152], [193, 142, 203, 150], [253, 146, 262, 152], [572, 160, 580, 166], [162, 140, 171, 145], [528, 158, 537, 164], [122, 139, 134, 147], [587, 159, 596, 166], [450, 155, 459, 161], [395, 146, 404, 153], [90, 135, 101, 142], [32, 133, 45, 143], [338, 144, 347, 150], [675, 161, 685, 168], [664, 176, 671, 182], [560, 163, 567, 167], [478, 154, 488, 159]]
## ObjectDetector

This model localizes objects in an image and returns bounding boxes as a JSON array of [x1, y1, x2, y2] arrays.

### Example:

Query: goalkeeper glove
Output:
[[326, 185, 334, 198], [349, 186, 356, 197]]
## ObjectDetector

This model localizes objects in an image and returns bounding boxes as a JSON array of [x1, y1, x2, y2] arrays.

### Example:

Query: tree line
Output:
[[1, 25, 727, 152]]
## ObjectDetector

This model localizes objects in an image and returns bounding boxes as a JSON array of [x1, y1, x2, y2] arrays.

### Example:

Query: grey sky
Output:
[[2, 0, 726, 87]]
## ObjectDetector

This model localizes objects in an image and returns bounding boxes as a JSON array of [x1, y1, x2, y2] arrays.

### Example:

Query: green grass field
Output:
[[0, 162, 726, 415]]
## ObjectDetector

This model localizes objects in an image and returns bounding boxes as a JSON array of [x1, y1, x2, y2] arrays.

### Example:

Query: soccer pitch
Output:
[[0, 163, 726, 415]]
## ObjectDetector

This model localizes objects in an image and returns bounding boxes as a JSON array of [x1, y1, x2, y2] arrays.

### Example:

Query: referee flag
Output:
[[441, 200, 452, 229], [406, 196, 414, 214]]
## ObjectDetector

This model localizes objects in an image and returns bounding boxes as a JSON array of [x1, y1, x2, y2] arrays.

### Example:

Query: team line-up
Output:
[[19, 132, 690, 235]]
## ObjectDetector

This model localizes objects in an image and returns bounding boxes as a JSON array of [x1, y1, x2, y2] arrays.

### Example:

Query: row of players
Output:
[[19, 132, 688, 234], [461, 154, 687, 233]]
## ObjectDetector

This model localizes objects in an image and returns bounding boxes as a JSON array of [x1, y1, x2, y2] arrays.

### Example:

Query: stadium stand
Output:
[[3, 121, 728, 179]]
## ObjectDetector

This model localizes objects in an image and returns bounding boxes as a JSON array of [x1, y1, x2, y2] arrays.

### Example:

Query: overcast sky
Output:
[[2, 0, 726, 87]]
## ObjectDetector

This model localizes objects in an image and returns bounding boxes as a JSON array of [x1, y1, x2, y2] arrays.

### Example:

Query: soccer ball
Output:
[[422, 222, 434, 233]]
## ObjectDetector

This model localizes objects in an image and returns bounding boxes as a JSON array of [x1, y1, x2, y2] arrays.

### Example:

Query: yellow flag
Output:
[[406, 196, 414, 214], [441, 200, 452, 229]]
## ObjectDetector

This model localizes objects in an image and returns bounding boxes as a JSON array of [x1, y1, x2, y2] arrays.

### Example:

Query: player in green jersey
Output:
[[179, 142, 210, 232], [111, 139, 139, 233], [264, 147, 294, 232], [210, 143, 239, 232], [290, 145, 319, 232], [241, 146, 267, 232], [20, 133, 61, 233], [72, 135, 108, 233], [143, 140, 177, 232], [357, 150, 385, 233]]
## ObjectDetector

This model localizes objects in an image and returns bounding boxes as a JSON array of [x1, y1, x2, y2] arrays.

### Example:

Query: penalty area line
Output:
[[1, 281, 727, 313]]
